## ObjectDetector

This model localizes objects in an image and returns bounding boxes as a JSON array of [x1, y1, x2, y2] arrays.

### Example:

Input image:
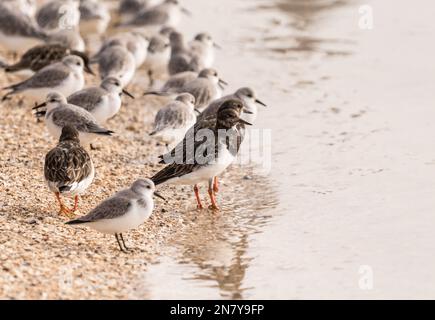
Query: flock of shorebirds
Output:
[[0, 0, 267, 252]]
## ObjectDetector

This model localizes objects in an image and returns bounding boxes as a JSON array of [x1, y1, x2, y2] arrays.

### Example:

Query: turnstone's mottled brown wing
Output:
[[151, 163, 198, 186], [67, 87, 106, 112], [44, 141, 93, 189], [158, 113, 216, 162]]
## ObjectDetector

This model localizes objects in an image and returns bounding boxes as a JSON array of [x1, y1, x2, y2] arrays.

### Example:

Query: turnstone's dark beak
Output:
[[243, 109, 254, 114], [213, 43, 222, 49], [122, 89, 135, 99], [194, 108, 202, 115], [154, 191, 166, 201], [255, 99, 267, 107], [181, 7, 192, 16], [32, 102, 47, 110], [238, 118, 252, 126]]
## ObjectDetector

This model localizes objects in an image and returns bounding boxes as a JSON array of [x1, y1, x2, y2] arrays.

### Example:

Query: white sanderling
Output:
[[78, 0, 111, 36], [95, 32, 149, 68], [144, 68, 226, 110], [36, 0, 81, 31], [47, 29, 86, 52], [33, 92, 114, 145], [150, 93, 197, 149], [3, 0, 37, 19], [44, 125, 95, 216], [96, 41, 137, 88], [188, 33, 220, 69], [2, 43, 92, 77], [168, 31, 200, 75], [66, 178, 165, 252], [145, 33, 171, 85], [119, 0, 191, 33], [67, 77, 134, 124], [118, 0, 159, 25], [2, 55, 89, 102], [199, 87, 267, 125], [152, 100, 251, 210], [0, 2, 47, 52]]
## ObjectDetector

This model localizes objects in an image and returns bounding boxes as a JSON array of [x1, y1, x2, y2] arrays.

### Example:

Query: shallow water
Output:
[[144, 0, 435, 299]]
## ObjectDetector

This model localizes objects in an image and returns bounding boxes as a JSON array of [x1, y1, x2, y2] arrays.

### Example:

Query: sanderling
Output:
[[79, 0, 111, 36], [178, 68, 226, 110], [2, 55, 89, 102], [96, 41, 137, 87], [33, 92, 114, 145], [168, 31, 200, 75], [119, 0, 191, 33], [118, 0, 159, 25], [199, 87, 267, 125], [36, 0, 81, 31], [144, 68, 226, 110], [66, 178, 165, 252], [95, 32, 149, 68], [67, 77, 134, 124], [0, 3, 47, 52], [2, 43, 92, 77], [150, 93, 197, 149], [44, 125, 95, 216], [188, 33, 220, 69], [145, 34, 171, 84], [47, 29, 86, 52], [3, 0, 37, 19], [151, 100, 251, 210]]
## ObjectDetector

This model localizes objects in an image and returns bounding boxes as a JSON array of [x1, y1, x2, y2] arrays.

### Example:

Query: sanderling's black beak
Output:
[[181, 7, 192, 16], [32, 102, 47, 110], [243, 109, 254, 114], [218, 79, 228, 86], [213, 43, 222, 49], [84, 64, 95, 75], [194, 108, 202, 115], [154, 191, 166, 201], [122, 89, 135, 99], [238, 118, 252, 126], [255, 99, 267, 107]]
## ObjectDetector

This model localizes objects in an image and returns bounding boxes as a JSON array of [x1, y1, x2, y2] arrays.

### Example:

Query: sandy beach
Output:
[[1, 0, 435, 299]]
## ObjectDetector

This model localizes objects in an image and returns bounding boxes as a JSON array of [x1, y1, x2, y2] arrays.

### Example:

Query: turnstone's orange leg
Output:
[[55, 192, 73, 216], [213, 176, 219, 193], [208, 179, 220, 211], [71, 195, 79, 212], [193, 184, 203, 209]]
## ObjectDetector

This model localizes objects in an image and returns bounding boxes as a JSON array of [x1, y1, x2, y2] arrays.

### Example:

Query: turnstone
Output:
[[199, 87, 267, 124], [151, 99, 251, 210], [150, 93, 197, 149], [3, 43, 92, 76], [33, 92, 114, 145], [66, 179, 165, 252], [67, 77, 134, 124], [2, 55, 88, 102], [44, 125, 95, 216]]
